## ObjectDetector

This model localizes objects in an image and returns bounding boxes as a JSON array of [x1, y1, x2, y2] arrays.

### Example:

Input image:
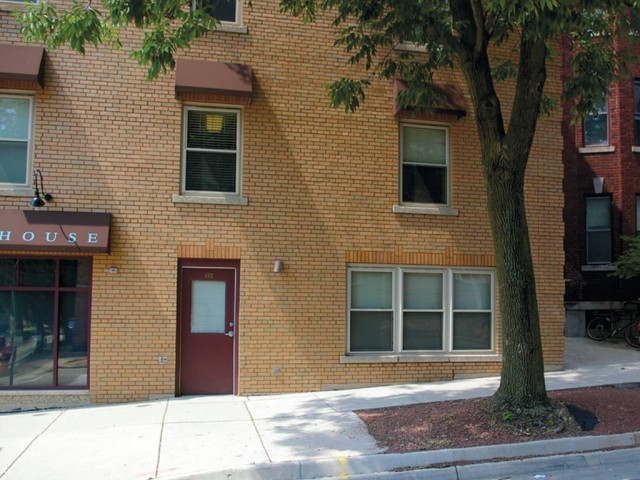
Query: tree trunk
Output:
[[449, 2, 551, 409], [484, 149, 548, 409]]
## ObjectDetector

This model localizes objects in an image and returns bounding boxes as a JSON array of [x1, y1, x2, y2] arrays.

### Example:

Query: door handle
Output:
[[225, 331, 235, 337]]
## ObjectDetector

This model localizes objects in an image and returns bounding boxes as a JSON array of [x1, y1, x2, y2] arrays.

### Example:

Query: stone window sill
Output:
[[578, 146, 615, 154], [581, 264, 616, 272], [340, 354, 501, 364], [0, 187, 34, 197], [172, 194, 248, 206], [393, 204, 459, 216], [217, 24, 248, 34], [632, 146, 640, 153]]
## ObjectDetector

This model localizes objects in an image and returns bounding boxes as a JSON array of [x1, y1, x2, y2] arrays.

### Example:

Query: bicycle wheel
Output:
[[624, 321, 640, 348], [586, 316, 613, 340]]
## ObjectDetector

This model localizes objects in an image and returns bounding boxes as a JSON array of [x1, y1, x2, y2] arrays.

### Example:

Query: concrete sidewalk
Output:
[[0, 337, 638, 480]]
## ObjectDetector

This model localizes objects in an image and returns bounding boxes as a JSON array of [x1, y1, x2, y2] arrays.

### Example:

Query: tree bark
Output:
[[489, 31, 550, 409], [450, 1, 550, 408], [485, 150, 548, 408]]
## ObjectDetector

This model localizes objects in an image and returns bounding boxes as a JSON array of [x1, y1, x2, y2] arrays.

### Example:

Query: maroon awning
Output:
[[0, 211, 111, 254], [394, 79, 466, 118], [175, 59, 252, 98], [0, 44, 45, 88]]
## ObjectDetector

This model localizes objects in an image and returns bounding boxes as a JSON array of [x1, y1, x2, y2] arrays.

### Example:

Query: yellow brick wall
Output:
[[0, 0, 564, 402]]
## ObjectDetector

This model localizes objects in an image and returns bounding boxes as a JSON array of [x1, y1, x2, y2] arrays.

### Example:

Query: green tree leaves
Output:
[[16, 0, 219, 79], [611, 236, 640, 280]]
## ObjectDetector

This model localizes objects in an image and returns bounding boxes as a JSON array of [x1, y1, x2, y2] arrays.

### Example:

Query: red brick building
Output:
[[563, 38, 640, 335]]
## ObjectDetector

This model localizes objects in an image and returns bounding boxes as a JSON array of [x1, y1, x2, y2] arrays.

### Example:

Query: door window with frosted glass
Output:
[[191, 280, 226, 333]]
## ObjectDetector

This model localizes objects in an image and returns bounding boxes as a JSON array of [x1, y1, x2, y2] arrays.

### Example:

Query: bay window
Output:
[[348, 267, 494, 354]]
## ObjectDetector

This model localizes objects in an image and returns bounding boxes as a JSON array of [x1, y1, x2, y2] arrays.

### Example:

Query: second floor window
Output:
[[195, 0, 238, 23], [586, 196, 611, 264], [636, 195, 640, 234], [182, 107, 240, 195], [634, 80, 640, 146], [583, 98, 609, 147], [401, 124, 449, 205], [0, 94, 33, 186]]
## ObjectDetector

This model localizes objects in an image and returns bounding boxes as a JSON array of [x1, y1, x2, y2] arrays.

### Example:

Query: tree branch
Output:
[[469, 0, 486, 56]]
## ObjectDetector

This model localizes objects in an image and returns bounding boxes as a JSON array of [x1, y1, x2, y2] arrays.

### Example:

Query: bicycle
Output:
[[625, 316, 640, 348], [586, 302, 640, 348]]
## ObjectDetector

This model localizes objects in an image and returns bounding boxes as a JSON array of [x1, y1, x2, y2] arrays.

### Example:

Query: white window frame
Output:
[[585, 196, 612, 265], [0, 0, 38, 5], [347, 266, 495, 355], [192, 0, 241, 26], [634, 80, 640, 147], [583, 99, 609, 147], [399, 123, 450, 208], [0, 93, 35, 189], [636, 195, 639, 234], [179, 105, 243, 201]]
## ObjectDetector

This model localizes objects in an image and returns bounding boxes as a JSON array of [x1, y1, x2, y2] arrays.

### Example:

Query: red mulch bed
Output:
[[356, 384, 640, 453]]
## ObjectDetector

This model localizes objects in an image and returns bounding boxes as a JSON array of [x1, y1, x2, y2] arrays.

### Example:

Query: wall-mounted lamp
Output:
[[273, 260, 284, 273], [30, 169, 53, 208]]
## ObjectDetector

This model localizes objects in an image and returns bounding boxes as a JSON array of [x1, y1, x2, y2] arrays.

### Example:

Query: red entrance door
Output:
[[178, 264, 238, 395]]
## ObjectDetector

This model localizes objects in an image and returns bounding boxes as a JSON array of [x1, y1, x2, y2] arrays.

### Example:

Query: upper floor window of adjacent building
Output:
[[586, 196, 612, 264], [636, 195, 640, 234], [583, 98, 609, 147], [0, 95, 33, 187], [348, 267, 494, 354], [634, 80, 640, 146], [401, 124, 449, 205], [182, 106, 240, 196], [193, 0, 238, 24]]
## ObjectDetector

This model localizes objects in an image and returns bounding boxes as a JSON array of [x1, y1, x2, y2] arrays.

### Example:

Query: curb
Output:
[[164, 431, 640, 479], [456, 447, 640, 480]]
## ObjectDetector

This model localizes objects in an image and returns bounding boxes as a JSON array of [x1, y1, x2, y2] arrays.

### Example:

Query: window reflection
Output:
[[0, 291, 55, 387], [0, 258, 91, 388], [18, 259, 55, 287]]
